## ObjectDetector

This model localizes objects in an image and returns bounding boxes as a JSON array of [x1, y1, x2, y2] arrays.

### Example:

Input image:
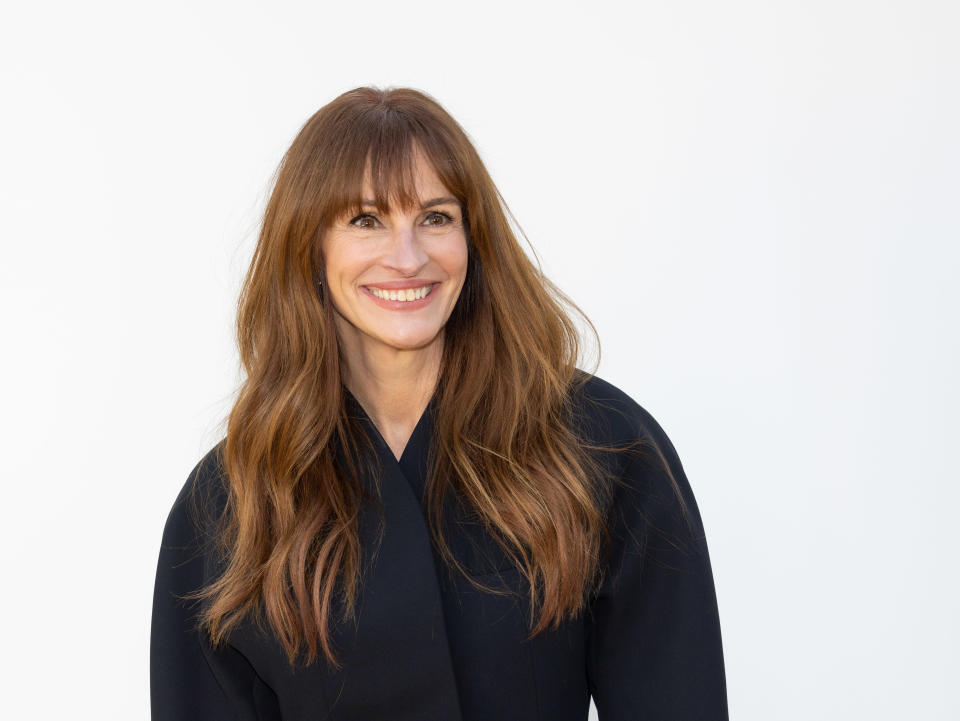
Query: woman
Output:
[[151, 86, 729, 721]]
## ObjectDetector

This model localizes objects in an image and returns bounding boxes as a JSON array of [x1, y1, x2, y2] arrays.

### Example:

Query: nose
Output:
[[383, 224, 429, 275]]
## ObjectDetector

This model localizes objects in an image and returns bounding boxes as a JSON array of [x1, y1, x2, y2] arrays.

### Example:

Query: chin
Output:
[[375, 330, 444, 351], [384, 337, 440, 351]]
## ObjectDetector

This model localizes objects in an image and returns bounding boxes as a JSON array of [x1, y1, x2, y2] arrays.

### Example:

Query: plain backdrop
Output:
[[1, 1, 957, 719]]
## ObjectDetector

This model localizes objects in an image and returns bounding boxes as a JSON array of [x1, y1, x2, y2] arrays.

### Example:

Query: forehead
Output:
[[358, 148, 451, 207]]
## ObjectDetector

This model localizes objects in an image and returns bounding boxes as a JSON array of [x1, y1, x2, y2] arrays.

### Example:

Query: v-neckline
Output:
[[344, 386, 438, 467]]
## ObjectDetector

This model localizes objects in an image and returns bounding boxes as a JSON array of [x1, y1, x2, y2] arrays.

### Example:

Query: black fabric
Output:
[[150, 373, 729, 720]]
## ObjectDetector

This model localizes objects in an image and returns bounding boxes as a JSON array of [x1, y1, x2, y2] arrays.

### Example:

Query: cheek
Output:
[[437, 236, 469, 277], [324, 245, 370, 284]]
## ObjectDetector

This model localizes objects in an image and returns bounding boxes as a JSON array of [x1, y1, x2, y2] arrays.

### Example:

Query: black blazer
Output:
[[150, 373, 729, 720]]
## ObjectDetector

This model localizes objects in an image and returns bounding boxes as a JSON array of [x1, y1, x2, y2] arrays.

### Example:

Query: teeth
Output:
[[368, 284, 433, 302]]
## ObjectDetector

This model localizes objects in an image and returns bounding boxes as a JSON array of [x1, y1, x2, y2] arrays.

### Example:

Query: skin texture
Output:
[[321, 149, 468, 460]]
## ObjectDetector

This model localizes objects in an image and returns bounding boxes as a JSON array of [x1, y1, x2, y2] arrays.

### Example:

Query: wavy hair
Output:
[[189, 86, 692, 668]]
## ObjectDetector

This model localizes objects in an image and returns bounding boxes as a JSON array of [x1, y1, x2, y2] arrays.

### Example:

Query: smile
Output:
[[364, 284, 436, 302]]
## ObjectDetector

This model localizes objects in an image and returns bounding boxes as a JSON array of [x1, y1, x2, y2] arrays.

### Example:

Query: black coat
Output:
[[150, 374, 729, 720]]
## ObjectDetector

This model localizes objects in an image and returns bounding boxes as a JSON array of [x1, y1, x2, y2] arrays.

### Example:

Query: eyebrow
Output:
[[360, 196, 459, 210]]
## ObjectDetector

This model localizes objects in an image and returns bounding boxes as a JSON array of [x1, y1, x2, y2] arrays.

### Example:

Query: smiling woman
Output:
[[150, 86, 729, 721], [322, 147, 469, 456]]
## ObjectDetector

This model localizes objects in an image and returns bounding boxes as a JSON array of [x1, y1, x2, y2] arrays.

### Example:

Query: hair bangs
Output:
[[317, 105, 469, 235], [361, 141, 467, 220]]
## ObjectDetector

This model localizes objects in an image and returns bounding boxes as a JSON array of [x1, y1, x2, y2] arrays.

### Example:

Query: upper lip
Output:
[[363, 280, 438, 290]]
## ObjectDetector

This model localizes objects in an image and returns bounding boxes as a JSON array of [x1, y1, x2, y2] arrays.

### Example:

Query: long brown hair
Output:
[[189, 86, 692, 668]]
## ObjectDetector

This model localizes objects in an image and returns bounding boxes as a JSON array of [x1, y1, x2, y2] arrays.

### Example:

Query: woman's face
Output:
[[321, 150, 469, 367]]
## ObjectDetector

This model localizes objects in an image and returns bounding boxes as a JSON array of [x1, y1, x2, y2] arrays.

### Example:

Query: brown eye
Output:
[[425, 211, 453, 226], [349, 214, 378, 228]]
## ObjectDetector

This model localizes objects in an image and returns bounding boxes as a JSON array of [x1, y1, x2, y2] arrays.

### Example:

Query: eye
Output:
[[348, 213, 379, 228], [425, 211, 453, 226], [347, 211, 455, 229]]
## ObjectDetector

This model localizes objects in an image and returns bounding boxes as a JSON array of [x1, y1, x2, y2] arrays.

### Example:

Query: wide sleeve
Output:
[[585, 403, 729, 720], [150, 448, 280, 721]]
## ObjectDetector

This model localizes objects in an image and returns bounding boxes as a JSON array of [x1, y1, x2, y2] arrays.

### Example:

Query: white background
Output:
[[2, 1, 957, 719]]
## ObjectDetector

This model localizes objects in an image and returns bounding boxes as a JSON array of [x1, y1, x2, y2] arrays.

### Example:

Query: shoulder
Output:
[[159, 440, 230, 552], [569, 369, 679, 457], [153, 441, 231, 622], [570, 370, 702, 534]]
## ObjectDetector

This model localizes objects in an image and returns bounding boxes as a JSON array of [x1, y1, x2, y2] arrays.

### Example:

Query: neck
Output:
[[339, 329, 443, 450]]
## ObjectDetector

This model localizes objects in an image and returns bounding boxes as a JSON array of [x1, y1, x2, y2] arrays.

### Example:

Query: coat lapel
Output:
[[325, 390, 463, 720]]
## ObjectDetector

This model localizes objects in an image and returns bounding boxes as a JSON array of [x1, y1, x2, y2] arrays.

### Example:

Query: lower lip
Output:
[[361, 284, 438, 311]]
